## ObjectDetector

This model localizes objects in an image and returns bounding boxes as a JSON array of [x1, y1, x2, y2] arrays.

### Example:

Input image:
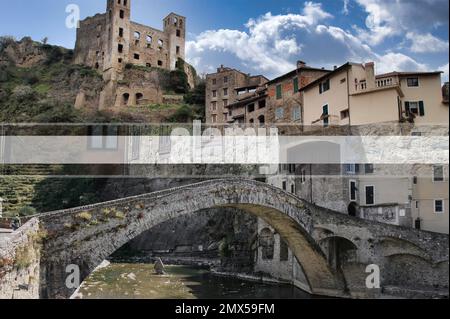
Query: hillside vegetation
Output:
[[0, 36, 205, 123]]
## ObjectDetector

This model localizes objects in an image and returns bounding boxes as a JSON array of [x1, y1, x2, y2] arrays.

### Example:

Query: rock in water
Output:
[[154, 258, 165, 275]]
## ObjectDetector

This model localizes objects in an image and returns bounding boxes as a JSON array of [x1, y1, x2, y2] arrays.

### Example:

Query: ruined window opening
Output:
[[124, 0, 128, 6], [279, 239, 289, 261], [135, 93, 144, 105], [146, 35, 153, 43], [173, 17, 178, 25], [134, 53, 140, 60], [247, 103, 255, 113], [118, 58, 122, 63], [258, 99, 266, 109], [95, 62, 99, 69], [179, 19, 183, 27], [249, 119, 254, 124], [158, 60, 163, 66], [118, 44, 123, 53], [258, 115, 265, 125], [176, 46, 180, 54], [291, 184, 295, 194], [158, 39, 164, 47], [122, 93, 130, 106], [146, 63, 151, 68], [259, 228, 274, 260], [119, 28, 124, 37], [282, 181, 287, 191], [119, 10, 125, 19], [134, 31, 140, 40], [223, 88, 228, 96], [176, 29, 181, 37]]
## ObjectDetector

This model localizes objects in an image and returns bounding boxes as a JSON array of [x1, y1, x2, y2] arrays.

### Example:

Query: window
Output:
[[365, 186, 375, 205], [211, 101, 217, 111], [176, 29, 181, 37], [223, 100, 228, 107], [365, 164, 374, 174], [124, 0, 128, 5], [118, 58, 122, 63], [119, 28, 124, 37], [223, 88, 228, 96], [349, 180, 357, 201], [146, 63, 151, 67], [340, 109, 350, 120], [211, 114, 217, 123], [319, 79, 330, 94], [119, 10, 125, 19], [345, 164, 358, 175], [407, 77, 419, 87], [135, 93, 144, 104], [292, 107, 301, 121], [212, 79, 217, 85], [291, 184, 295, 194], [433, 165, 444, 182], [176, 46, 180, 54], [282, 181, 287, 191], [88, 126, 118, 150], [157, 60, 163, 66], [275, 107, 284, 120], [322, 104, 329, 127], [301, 168, 307, 184], [158, 39, 164, 47], [434, 200, 444, 213], [259, 228, 275, 260], [224, 76, 228, 83], [258, 115, 265, 125], [276, 84, 282, 99], [405, 101, 425, 116], [247, 103, 255, 113], [258, 99, 266, 109], [118, 44, 123, 53], [279, 239, 289, 261], [134, 53, 140, 60], [340, 78, 346, 84], [293, 77, 299, 93], [134, 31, 140, 40], [146, 35, 152, 43], [212, 90, 217, 98]]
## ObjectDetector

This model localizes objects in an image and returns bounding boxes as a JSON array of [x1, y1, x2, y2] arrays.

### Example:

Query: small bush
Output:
[[17, 206, 37, 217], [76, 211, 92, 221]]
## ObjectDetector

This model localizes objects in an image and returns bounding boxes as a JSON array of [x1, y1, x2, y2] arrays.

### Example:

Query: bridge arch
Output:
[[37, 179, 346, 299]]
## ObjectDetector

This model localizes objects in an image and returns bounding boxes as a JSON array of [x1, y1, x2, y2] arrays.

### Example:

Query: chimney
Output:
[[364, 62, 375, 89], [334, 65, 337, 70], [297, 60, 307, 69]]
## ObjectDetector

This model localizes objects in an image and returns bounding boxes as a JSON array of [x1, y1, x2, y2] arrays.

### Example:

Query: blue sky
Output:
[[0, 0, 448, 80]]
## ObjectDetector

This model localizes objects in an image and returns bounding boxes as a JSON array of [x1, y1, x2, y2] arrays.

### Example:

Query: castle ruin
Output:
[[74, 0, 187, 109]]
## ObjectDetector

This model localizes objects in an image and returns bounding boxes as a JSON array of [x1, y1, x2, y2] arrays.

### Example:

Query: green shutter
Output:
[[276, 85, 282, 99], [293, 77, 299, 93], [419, 101, 425, 116]]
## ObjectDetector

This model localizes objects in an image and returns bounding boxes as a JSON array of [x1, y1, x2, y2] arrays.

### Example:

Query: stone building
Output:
[[74, 0, 187, 109], [205, 65, 268, 124]]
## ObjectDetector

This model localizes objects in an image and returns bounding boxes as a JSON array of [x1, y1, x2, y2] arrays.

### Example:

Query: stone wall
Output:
[[0, 218, 41, 299]]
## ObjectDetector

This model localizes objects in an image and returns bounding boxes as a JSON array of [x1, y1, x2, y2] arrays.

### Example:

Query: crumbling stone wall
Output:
[[0, 218, 41, 299]]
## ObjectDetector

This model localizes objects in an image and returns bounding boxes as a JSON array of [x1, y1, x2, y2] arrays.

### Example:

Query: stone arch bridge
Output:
[[2, 179, 449, 299]]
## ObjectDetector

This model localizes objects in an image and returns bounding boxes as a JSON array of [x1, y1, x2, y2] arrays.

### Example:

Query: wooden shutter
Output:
[[419, 101, 425, 116], [293, 78, 299, 93]]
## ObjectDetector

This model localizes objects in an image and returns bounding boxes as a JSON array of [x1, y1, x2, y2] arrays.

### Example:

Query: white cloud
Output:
[[439, 63, 449, 82], [186, 1, 436, 78], [342, 0, 350, 15], [406, 32, 449, 53], [354, 0, 449, 46], [186, 2, 333, 77], [374, 53, 428, 74]]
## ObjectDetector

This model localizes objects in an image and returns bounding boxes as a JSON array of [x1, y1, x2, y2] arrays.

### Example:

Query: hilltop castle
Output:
[[73, 0, 188, 109]]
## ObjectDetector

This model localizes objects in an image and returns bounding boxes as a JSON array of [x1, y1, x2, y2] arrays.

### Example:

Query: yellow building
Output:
[[301, 62, 448, 127]]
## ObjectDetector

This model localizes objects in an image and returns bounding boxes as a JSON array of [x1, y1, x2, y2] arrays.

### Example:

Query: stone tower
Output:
[[105, 0, 131, 80], [163, 13, 186, 70]]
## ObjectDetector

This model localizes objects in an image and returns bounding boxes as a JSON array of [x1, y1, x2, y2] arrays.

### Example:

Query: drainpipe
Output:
[[347, 68, 351, 127], [309, 164, 313, 204]]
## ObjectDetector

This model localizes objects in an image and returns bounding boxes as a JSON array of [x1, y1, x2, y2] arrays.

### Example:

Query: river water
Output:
[[78, 263, 312, 299]]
